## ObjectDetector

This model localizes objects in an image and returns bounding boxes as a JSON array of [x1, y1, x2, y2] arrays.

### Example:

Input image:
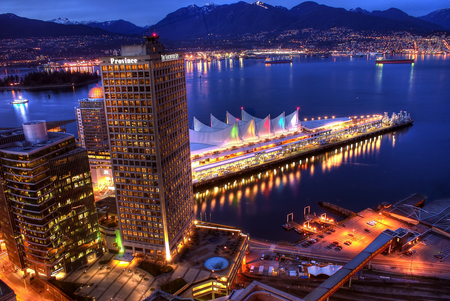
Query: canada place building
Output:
[[100, 35, 194, 261]]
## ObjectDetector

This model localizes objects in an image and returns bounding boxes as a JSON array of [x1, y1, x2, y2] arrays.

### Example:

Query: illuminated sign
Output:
[[110, 58, 138, 64], [161, 53, 179, 61], [103, 170, 110, 175]]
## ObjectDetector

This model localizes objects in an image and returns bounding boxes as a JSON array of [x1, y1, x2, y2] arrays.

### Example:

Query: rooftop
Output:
[[96, 196, 118, 216], [301, 117, 352, 131], [0, 131, 73, 155], [231, 280, 304, 301], [384, 194, 450, 234], [0, 279, 15, 301], [177, 222, 248, 279]]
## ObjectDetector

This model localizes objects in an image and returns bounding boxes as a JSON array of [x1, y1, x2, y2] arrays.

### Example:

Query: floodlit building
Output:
[[0, 121, 101, 278], [75, 86, 113, 189], [100, 34, 194, 261]]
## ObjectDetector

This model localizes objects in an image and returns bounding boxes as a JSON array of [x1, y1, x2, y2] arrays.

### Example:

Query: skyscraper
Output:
[[75, 86, 109, 152], [75, 87, 112, 188], [0, 121, 101, 278], [100, 35, 194, 262]]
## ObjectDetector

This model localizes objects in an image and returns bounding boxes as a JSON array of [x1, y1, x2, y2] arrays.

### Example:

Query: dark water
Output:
[[1, 55, 449, 241], [186, 55, 450, 241]]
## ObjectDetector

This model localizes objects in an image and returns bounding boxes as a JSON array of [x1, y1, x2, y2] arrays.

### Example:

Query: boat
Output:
[[11, 96, 29, 105], [375, 57, 414, 64], [265, 56, 293, 64]]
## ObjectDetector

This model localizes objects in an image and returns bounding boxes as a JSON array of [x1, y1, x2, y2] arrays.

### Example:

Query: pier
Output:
[[283, 208, 336, 236], [318, 202, 357, 219], [193, 120, 413, 189]]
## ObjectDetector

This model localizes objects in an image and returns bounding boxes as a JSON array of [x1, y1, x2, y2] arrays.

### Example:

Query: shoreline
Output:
[[0, 78, 100, 91]]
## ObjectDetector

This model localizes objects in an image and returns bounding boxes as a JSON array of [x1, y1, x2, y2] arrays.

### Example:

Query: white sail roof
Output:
[[226, 111, 240, 124], [285, 110, 299, 131], [189, 123, 241, 146], [255, 115, 271, 137], [191, 109, 301, 149], [271, 112, 286, 134], [193, 117, 216, 132], [237, 119, 257, 141], [242, 109, 263, 122], [211, 114, 230, 129]]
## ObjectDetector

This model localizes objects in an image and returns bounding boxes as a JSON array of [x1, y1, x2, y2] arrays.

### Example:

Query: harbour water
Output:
[[1, 55, 450, 241]]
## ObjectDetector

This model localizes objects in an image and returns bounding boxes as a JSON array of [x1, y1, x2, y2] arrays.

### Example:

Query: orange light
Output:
[[88, 87, 103, 99]]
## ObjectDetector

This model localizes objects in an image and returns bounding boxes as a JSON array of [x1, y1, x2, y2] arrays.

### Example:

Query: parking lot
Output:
[[247, 207, 450, 280]]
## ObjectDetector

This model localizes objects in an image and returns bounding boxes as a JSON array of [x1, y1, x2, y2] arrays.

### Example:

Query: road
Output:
[[0, 252, 53, 301]]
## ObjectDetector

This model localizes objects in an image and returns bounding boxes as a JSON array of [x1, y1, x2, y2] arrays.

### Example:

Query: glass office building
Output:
[[0, 121, 101, 278]]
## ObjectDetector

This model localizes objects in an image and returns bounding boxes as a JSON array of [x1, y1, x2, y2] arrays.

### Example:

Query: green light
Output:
[[231, 124, 238, 139], [115, 229, 124, 253]]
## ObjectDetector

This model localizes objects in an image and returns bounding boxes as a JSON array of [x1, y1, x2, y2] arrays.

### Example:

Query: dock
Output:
[[318, 202, 357, 218], [290, 221, 318, 234]]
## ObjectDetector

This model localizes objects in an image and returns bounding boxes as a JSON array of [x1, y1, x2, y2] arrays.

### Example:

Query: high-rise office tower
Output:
[[0, 121, 101, 278], [75, 87, 112, 187], [75, 86, 109, 151], [100, 35, 194, 261]]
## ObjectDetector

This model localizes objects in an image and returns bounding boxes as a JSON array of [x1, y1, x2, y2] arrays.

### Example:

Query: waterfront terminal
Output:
[[190, 110, 412, 187]]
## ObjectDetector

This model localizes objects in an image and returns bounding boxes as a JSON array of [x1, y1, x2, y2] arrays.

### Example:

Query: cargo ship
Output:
[[375, 57, 414, 64], [10, 96, 29, 105], [265, 56, 293, 64]]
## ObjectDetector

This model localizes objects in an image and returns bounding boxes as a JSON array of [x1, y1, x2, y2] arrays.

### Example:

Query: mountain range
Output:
[[49, 17, 146, 35], [0, 13, 110, 39], [419, 8, 450, 30], [147, 1, 448, 41], [0, 1, 449, 41]]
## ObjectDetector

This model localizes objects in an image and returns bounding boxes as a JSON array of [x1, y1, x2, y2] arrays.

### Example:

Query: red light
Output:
[[152, 33, 157, 37], [241, 107, 243, 110], [297, 107, 300, 110]]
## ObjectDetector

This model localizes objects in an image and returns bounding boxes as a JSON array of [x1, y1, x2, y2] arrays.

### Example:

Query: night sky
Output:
[[2, 0, 448, 26]]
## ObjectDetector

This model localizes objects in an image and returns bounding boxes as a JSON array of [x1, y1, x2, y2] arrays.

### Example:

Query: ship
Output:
[[10, 96, 29, 105], [265, 56, 293, 64], [375, 57, 414, 64]]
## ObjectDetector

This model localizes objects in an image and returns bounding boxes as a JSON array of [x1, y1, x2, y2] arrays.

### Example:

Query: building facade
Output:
[[100, 35, 194, 261], [75, 87, 112, 189], [0, 121, 101, 278]]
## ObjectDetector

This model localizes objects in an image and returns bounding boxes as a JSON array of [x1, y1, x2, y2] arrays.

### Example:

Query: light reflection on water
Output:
[[194, 135, 385, 240], [13, 103, 28, 124]]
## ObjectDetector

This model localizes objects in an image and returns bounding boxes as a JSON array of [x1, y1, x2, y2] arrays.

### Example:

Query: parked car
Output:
[[348, 233, 355, 237], [364, 228, 371, 233], [344, 241, 352, 246]]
